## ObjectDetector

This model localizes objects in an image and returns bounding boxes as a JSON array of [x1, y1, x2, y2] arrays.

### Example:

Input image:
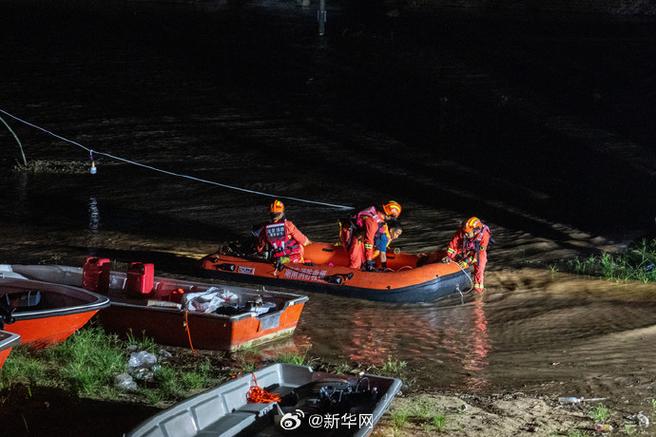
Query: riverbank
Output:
[[2, 288, 655, 437], [374, 391, 652, 436]]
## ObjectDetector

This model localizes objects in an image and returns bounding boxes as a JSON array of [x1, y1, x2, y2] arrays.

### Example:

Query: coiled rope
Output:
[[0, 108, 354, 210], [246, 373, 281, 403]]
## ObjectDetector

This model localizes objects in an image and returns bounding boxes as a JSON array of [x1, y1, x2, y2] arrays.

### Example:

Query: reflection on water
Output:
[[298, 292, 495, 389], [343, 297, 491, 384], [463, 298, 490, 390], [292, 271, 656, 403], [88, 196, 100, 232]]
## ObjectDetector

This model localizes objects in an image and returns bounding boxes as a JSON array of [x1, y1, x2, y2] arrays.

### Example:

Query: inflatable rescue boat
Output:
[[201, 242, 471, 303]]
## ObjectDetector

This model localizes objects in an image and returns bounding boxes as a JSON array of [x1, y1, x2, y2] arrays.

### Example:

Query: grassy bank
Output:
[[0, 326, 412, 407], [5, 327, 655, 436], [0, 326, 226, 405], [557, 238, 656, 283]]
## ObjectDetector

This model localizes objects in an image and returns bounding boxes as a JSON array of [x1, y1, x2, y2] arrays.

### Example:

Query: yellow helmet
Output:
[[269, 199, 285, 214], [462, 216, 482, 233], [382, 200, 402, 218]]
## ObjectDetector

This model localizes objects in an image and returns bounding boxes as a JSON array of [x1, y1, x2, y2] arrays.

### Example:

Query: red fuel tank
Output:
[[126, 262, 154, 296], [82, 257, 111, 293]]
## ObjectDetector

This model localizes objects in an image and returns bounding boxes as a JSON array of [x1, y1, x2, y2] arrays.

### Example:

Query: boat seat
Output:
[[237, 402, 276, 417], [196, 412, 257, 437], [272, 385, 295, 398]]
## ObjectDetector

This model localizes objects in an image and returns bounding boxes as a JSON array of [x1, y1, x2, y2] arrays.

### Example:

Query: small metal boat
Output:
[[0, 330, 20, 368], [0, 264, 308, 351], [127, 363, 402, 437], [0, 276, 110, 348]]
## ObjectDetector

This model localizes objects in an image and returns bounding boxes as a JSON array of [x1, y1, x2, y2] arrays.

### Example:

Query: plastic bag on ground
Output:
[[182, 287, 239, 313], [114, 373, 138, 392], [127, 350, 159, 382], [128, 351, 158, 369]]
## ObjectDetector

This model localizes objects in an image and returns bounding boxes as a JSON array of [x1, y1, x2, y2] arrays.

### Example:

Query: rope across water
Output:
[[0, 108, 354, 210]]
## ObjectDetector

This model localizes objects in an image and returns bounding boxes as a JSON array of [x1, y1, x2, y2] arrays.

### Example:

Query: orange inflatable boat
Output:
[[201, 242, 471, 303]]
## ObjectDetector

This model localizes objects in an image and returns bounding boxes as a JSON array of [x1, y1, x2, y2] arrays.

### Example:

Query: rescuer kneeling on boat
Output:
[[442, 216, 491, 293], [340, 201, 402, 271], [257, 200, 311, 264], [373, 220, 402, 271]]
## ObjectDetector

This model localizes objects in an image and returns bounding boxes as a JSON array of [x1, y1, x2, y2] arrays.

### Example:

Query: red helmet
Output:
[[462, 216, 482, 233], [269, 199, 285, 214], [382, 201, 402, 218]]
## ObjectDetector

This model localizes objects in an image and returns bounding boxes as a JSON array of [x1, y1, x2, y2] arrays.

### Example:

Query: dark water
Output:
[[2, 0, 656, 414]]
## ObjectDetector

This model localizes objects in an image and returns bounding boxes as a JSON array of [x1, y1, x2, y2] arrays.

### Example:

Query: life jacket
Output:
[[264, 220, 301, 258], [339, 207, 386, 248], [373, 225, 392, 250], [460, 225, 492, 261], [354, 206, 384, 229]]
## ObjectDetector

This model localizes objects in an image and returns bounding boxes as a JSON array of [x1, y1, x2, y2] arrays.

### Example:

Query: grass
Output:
[[0, 348, 47, 389], [378, 356, 408, 376], [126, 330, 159, 354], [567, 430, 589, 437], [388, 396, 447, 433], [624, 424, 637, 436], [566, 239, 656, 283], [588, 403, 610, 423], [431, 414, 446, 432], [155, 357, 215, 399], [330, 360, 355, 375], [232, 347, 260, 375], [0, 326, 224, 405], [391, 410, 410, 429], [274, 352, 315, 366], [51, 327, 126, 395], [137, 354, 221, 404], [238, 361, 257, 373]]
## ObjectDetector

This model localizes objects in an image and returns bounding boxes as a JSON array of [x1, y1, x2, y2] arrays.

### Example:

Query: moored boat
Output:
[[0, 330, 20, 368], [0, 276, 109, 348], [201, 242, 471, 303], [126, 363, 402, 437], [1, 264, 308, 351]]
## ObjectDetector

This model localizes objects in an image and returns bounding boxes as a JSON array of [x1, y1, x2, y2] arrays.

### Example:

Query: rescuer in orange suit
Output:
[[257, 200, 311, 264], [341, 201, 402, 271], [442, 217, 491, 293]]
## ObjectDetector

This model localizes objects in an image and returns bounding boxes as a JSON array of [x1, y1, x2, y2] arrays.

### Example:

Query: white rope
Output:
[[450, 259, 474, 293], [0, 108, 354, 210]]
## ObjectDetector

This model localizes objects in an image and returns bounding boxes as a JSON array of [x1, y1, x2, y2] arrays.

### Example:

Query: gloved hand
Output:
[[363, 260, 377, 272], [441, 256, 451, 263], [457, 260, 469, 269]]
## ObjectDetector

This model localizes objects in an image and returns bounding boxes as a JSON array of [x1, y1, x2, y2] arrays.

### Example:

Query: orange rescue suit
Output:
[[344, 207, 385, 269], [257, 219, 309, 263], [446, 225, 491, 291]]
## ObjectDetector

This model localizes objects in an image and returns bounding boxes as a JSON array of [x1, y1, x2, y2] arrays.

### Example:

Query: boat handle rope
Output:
[[0, 108, 354, 211], [183, 309, 197, 354], [450, 260, 474, 295]]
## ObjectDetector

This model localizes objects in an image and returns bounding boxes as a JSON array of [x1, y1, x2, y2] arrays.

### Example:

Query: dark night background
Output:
[[1, 1, 656, 435], [1, 0, 655, 248]]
